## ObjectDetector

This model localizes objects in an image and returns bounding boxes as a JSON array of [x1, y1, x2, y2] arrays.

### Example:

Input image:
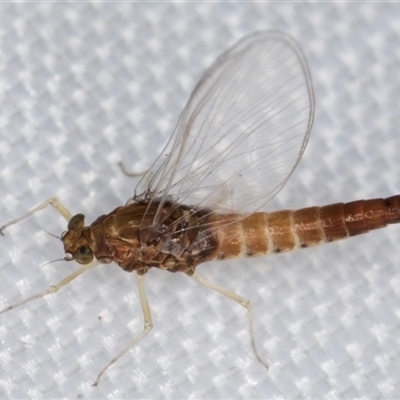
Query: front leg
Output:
[[0, 197, 73, 235], [0, 197, 99, 316]]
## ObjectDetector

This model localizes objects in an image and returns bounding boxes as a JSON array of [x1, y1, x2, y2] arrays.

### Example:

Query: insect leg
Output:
[[0, 197, 73, 235], [93, 272, 153, 387], [0, 260, 97, 315], [117, 161, 148, 178], [1, 197, 98, 314], [191, 272, 269, 370]]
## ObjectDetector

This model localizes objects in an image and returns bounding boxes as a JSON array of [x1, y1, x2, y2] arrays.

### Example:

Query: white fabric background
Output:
[[0, 3, 400, 399]]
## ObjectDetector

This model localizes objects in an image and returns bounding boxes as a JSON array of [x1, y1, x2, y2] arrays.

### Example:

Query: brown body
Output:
[[62, 196, 400, 274]]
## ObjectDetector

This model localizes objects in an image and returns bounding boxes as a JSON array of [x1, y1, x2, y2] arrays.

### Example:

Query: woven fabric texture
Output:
[[1, 3, 400, 399]]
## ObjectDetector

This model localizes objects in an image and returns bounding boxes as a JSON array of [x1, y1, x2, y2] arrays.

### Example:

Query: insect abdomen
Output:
[[319, 196, 400, 241], [212, 196, 400, 259]]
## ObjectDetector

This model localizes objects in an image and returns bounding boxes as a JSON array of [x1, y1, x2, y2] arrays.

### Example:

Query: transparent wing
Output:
[[134, 31, 314, 226]]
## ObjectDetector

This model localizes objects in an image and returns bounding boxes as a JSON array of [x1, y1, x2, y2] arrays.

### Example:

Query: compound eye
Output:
[[68, 214, 85, 230], [74, 245, 93, 264]]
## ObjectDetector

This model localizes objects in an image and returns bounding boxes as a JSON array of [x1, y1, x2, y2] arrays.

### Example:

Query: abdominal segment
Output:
[[209, 196, 400, 260]]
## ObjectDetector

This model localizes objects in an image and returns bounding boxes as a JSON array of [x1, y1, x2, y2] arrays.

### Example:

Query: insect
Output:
[[1, 30, 399, 386]]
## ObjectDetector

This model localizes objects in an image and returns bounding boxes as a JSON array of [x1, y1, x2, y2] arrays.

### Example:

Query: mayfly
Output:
[[1, 31, 399, 386]]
